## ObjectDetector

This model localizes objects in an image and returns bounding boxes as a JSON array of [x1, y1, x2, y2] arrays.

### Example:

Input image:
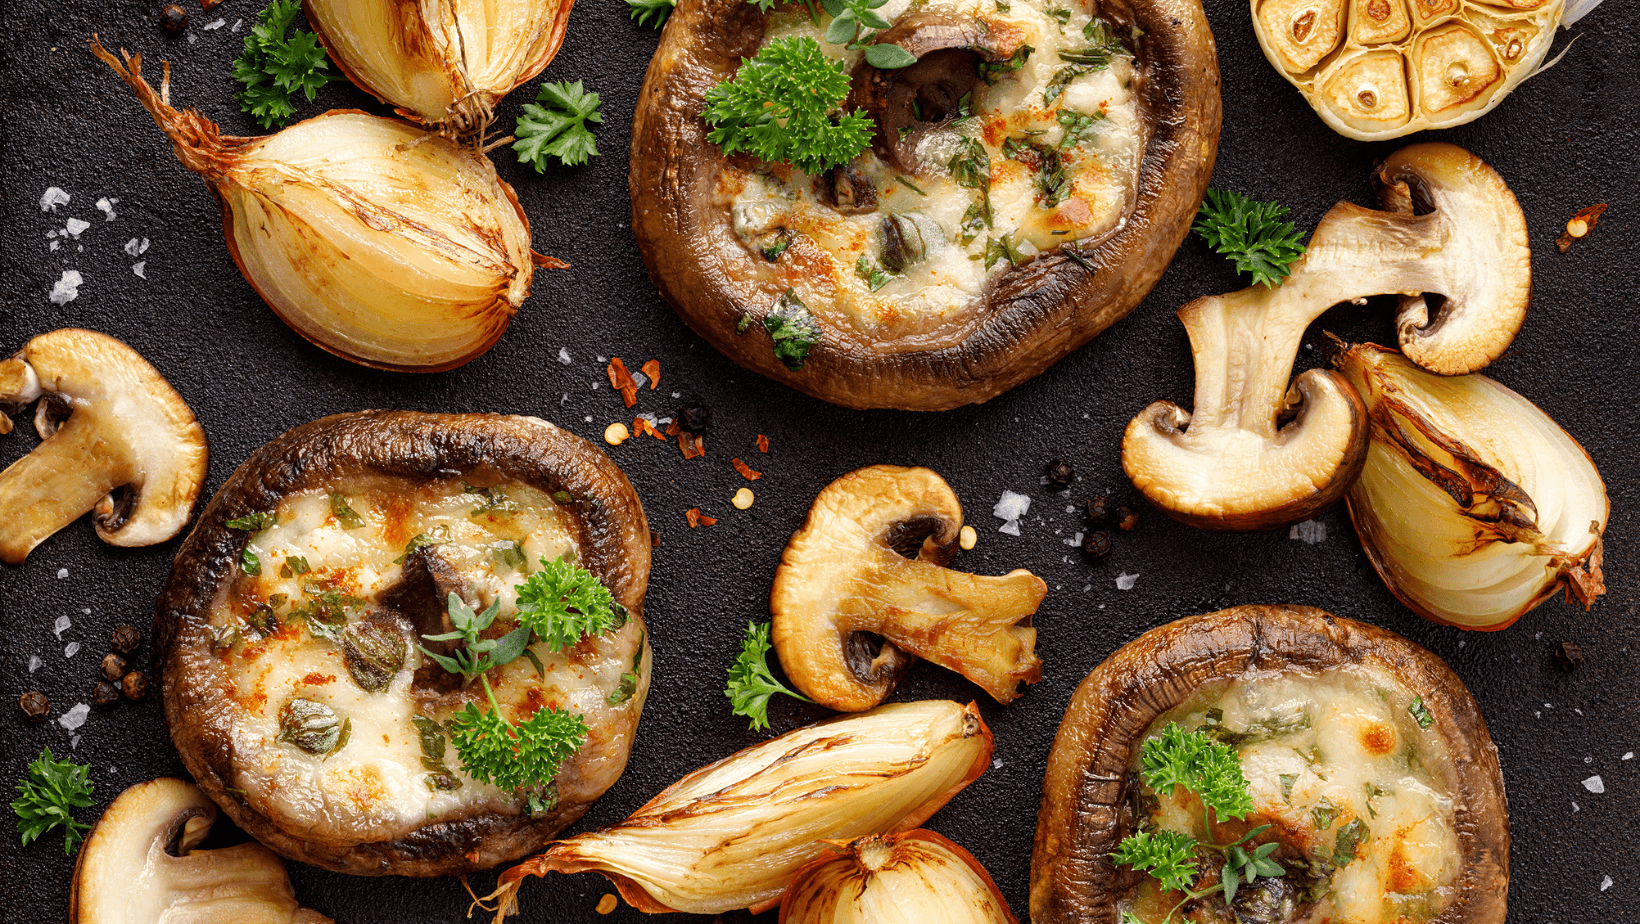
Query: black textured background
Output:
[[3, 0, 1636, 921]]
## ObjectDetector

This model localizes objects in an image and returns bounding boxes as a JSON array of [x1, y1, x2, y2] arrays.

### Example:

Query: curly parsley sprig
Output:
[[725, 621, 812, 730], [232, 0, 338, 129], [13, 747, 95, 855], [703, 36, 874, 175], [515, 555, 624, 650], [513, 80, 603, 170], [1193, 189, 1308, 288]]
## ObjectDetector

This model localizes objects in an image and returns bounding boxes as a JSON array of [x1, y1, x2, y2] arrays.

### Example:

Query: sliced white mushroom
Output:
[[71, 778, 331, 924], [771, 465, 1046, 711], [1123, 144, 1530, 530], [0, 329, 207, 563]]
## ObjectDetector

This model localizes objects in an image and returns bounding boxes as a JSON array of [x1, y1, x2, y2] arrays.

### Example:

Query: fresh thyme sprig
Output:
[[725, 621, 812, 730]]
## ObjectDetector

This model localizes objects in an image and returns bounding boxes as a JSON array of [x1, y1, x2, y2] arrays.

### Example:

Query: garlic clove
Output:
[[305, 0, 576, 134], [93, 41, 560, 372], [1337, 343, 1607, 630], [487, 701, 993, 918], [780, 830, 1018, 924]]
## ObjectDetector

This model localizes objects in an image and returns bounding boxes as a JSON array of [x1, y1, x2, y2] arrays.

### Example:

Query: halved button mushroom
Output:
[[1122, 143, 1530, 530], [771, 466, 1046, 711], [71, 777, 331, 924], [0, 329, 207, 564]]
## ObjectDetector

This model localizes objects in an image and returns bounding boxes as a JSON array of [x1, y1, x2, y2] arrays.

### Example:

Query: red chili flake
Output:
[[632, 417, 659, 439], [685, 508, 715, 527], [607, 358, 639, 408], [680, 432, 705, 459], [699, 512, 717, 526], [756, 434, 769, 453], [731, 457, 762, 481], [664, 418, 680, 437], [640, 359, 661, 390], [1557, 203, 1608, 253]]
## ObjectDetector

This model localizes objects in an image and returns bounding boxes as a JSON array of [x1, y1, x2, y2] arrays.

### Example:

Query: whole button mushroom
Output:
[[0, 329, 208, 564], [771, 465, 1047, 711], [1123, 143, 1530, 530], [70, 777, 332, 924]]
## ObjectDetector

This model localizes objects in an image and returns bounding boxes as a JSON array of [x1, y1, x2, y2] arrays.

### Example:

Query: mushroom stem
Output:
[[0, 412, 131, 564], [838, 562, 1044, 704]]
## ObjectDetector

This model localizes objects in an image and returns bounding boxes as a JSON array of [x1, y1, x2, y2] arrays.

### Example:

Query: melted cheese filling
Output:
[[1125, 665, 1462, 924], [723, 0, 1142, 338], [207, 477, 642, 845]]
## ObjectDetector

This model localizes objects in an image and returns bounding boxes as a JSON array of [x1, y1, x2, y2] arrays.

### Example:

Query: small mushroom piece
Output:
[[771, 466, 1046, 711], [1123, 143, 1529, 530], [0, 329, 208, 564], [70, 777, 331, 924]]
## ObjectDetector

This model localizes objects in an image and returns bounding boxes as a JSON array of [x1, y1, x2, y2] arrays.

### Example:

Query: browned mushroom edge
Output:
[[154, 410, 652, 876], [630, 0, 1221, 410], [1030, 604, 1508, 924]]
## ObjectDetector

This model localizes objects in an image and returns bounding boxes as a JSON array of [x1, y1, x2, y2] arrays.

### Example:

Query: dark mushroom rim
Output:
[[154, 410, 652, 876], [630, 0, 1222, 410], [1029, 604, 1508, 924]]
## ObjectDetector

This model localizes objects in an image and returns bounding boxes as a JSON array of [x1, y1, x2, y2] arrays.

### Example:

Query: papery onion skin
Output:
[[780, 830, 1018, 924], [1337, 343, 1608, 630], [304, 0, 575, 134], [92, 40, 559, 372], [489, 701, 993, 918]]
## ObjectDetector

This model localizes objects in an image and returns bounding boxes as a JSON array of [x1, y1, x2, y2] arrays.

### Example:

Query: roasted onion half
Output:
[[1336, 343, 1607, 630], [781, 829, 1018, 924], [1032, 604, 1508, 924], [305, 0, 575, 135], [94, 41, 559, 372]]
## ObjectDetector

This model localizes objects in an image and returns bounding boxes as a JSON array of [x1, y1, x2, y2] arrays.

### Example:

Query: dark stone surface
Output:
[[2, 0, 1636, 920]]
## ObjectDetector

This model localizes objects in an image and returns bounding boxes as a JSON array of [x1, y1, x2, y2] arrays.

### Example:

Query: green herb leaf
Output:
[[1110, 828, 1198, 894], [1332, 818, 1368, 866], [1192, 188, 1309, 288], [1311, 796, 1339, 831], [278, 698, 348, 756], [1057, 108, 1103, 149], [242, 548, 262, 576], [1408, 696, 1434, 729], [514, 556, 618, 651], [607, 632, 645, 706], [232, 0, 338, 129], [412, 714, 462, 790], [855, 254, 893, 291], [984, 234, 1025, 270], [726, 621, 812, 730], [762, 231, 794, 261], [514, 80, 603, 170], [328, 493, 365, 529], [447, 699, 588, 794], [12, 747, 95, 855], [948, 136, 992, 190], [978, 44, 1032, 83], [703, 36, 874, 175], [863, 43, 917, 69], [1279, 773, 1298, 802], [765, 289, 821, 370], [226, 512, 275, 531], [626, 0, 675, 28], [342, 619, 407, 692]]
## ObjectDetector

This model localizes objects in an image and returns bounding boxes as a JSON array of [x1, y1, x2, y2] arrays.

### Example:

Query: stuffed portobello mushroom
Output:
[[631, 0, 1221, 410], [154, 411, 652, 877], [1031, 605, 1507, 924]]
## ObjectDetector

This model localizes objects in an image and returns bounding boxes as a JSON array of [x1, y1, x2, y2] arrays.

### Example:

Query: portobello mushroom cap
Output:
[[155, 411, 652, 876], [1030, 604, 1507, 924], [630, 0, 1221, 410]]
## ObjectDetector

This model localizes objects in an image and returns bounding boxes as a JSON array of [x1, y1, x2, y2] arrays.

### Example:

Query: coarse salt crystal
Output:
[[1583, 775, 1605, 793], [187, 31, 198, 44], [133, 262, 147, 279], [596, 355, 607, 363], [57, 567, 69, 578], [1289, 520, 1327, 544], [1064, 504, 1076, 514], [1065, 531, 1084, 547], [630, 372, 649, 390], [998, 520, 1022, 537], [49, 270, 84, 305], [96, 197, 118, 220], [65, 641, 81, 658], [557, 347, 572, 364], [53, 614, 72, 637], [583, 415, 593, 423], [29, 655, 42, 673], [58, 703, 90, 731], [41, 187, 70, 211], [232, 18, 243, 30], [992, 490, 1031, 522], [204, 17, 226, 29], [1601, 875, 1614, 892], [1624, 752, 1634, 761], [64, 217, 91, 238], [123, 237, 150, 257], [49, 240, 60, 252], [1572, 801, 1580, 812], [992, 758, 1004, 770], [1116, 572, 1139, 591]]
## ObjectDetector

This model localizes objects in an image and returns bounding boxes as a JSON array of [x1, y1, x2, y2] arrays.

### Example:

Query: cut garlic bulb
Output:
[[93, 40, 560, 372], [1250, 0, 1598, 139], [488, 701, 993, 918], [780, 830, 1018, 924], [305, 0, 575, 134], [1336, 343, 1607, 630]]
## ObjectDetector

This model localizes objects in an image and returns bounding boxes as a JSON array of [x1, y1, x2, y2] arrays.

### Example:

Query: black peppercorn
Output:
[[102, 652, 129, 682], [1554, 641, 1584, 672], [19, 691, 50, 722], [1044, 459, 1075, 489], [1086, 495, 1112, 525], [122, 671, 151, 701], [1083, 531, 1112, 558], [159, 3, 188, 34], [677, 402, 712, 434], [93, 681, 121, 708], [1116, 506, 1140, 531], [112, 625, 142, 654]]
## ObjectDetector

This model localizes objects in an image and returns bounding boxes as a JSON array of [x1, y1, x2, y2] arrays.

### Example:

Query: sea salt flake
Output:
[[96, 197, 118, 220], [49, 270, 84, 305], [29, 655, 42, 673], [1064, 504, 1076, 514], [123, 237, 150, 257], [133, 262, 147, 279], [1065, 531, 1084, 547], [631, 372, 649, 389], [204, 17, 226, 29], [71, 735, 82, 749], [64, 217, 91, 238], [1601, 875, 1614, 892], [232, 18, 243, 30], [65, 641, 81, 658], [992, 758, 1004, 770], [1116, 572, 1139, 591], [1288, 520, 1327, 544], [1582, 775, 1605, 793], [57, 567, 68, 578], [49, 240, 60, 252], [596, 355, 608, 363], [58, 703, 90, 731], [1572, 801, 1580, 812], [187, 31, 198, 44], [557, 347, 572, 365], [998, 519, 1022, 537], [583, 415, 593, 423], [1624, 752, 1634, 761], [41, 187, 70, 211], [53, 614, 72, 637], [992, 490, 1031, 522]]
